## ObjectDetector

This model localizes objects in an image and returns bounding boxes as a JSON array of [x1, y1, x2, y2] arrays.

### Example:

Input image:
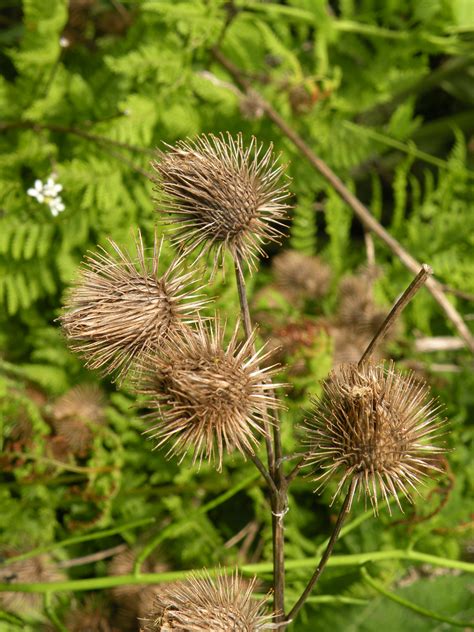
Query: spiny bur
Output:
[[152, 133, 290, 271], [60, 231, 206, 383], [303, 361, 445, 514], [272, 250, 331, 304], [140, 569, 272, 631], [138, 318, 284, 471]]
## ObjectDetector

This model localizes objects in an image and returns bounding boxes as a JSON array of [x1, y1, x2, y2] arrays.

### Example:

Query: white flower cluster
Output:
[[27, 175, 65, 216]]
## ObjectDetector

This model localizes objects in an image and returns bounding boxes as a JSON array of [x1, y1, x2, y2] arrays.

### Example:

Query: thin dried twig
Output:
[[286, 479, 357, 623], [57, 544, 126, 569], [414, 336, 465, 353], [359, 264, 432, 365], [211, 48, 474, 353]]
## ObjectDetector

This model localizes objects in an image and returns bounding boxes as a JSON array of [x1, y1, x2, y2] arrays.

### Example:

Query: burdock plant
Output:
[[59, 133, 446, 630]]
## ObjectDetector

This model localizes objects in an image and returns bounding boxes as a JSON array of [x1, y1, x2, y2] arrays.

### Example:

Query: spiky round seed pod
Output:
[[51, 385, 105, 455], [336, 269, 384, 333], [139, 319, 283, 471], [141, 570, 272, 631], [0, 554, 64, 615], [239, 94, 265, 120], [272, 250, 331, 303], [52, 384, 105, 424], [152, 133, 290, 270], [60, 231, 206, 383], [303, 361, 445, 514], [43, 596, 116, 632]]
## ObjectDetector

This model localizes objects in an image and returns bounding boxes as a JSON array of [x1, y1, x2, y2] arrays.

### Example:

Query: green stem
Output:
[[2, 550, 471, 594], [0, 610, 24, 625], [43, 593, 68, 632], [361, 568, 473, 628], [0, 517, 155, 567], [133, 472, 259, 573]]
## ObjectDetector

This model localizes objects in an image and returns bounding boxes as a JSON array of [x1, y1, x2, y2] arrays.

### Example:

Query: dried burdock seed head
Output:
[[331, 327, 384, 367], [0, 554, 64, 615], [152, 133, 290, 270], [303, 361, 446, 514], [336, 269, 383, 332], [52, 384, 105, 424], [139, 318, 283, 471], [56, 596, 115, 632], [141, 569, 272, 631], [60, 231, 206, 383], [272, 250, 331, 304], [51, 385, 106, 455]]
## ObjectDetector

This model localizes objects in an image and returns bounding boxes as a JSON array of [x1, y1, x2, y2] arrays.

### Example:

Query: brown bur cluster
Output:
[[0, 554, 64, 617], [303, 361, 445, 514], [331, 268, 391, 365], [272, 250, 331, 306], [140, 570, 272, 632]]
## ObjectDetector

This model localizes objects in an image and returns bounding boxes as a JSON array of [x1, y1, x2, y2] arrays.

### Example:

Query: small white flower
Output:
[[27, 179, 46, 203], [49, 196, 66, 217], [44, 178, 63, 197], [28, 175, 66, 216], [59, 36, 70, 48]]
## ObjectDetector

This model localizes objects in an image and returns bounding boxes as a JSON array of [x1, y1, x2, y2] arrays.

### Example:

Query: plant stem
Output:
[[56, 544, 126, 569], [243, 447, 278, 496], [0, 120, 154, 155], [286, 479, 357, 623], [286, 456, 305, 485], [233, 250, 286, 621], [358, 264, 432, 365], [212, 48, 474, 353], [233, 251, 275, 476], [1, 548, 472, 594], [271, 483, 287, 623], [234, 254, 254, 341], [43, 593, 68, 632]]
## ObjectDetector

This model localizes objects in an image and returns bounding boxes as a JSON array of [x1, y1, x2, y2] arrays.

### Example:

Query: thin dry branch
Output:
[[414, 336, 465, 353], [210, 49, 474, 353]]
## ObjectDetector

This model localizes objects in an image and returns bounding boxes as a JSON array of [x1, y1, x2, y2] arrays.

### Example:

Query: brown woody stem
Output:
[[234, 254, 254, 341], [359, 264, 432, 366], [243, 446, 278, 497], [286, 479, 357, 624], [233, 252, 275, 475], [233, 250, 286, 621]]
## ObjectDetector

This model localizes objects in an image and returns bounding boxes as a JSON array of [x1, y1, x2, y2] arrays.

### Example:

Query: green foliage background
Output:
[[0, 0, 473, 630]]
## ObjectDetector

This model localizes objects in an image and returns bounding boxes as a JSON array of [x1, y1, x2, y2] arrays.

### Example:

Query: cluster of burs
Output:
[[52, 133, 445, 630]]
